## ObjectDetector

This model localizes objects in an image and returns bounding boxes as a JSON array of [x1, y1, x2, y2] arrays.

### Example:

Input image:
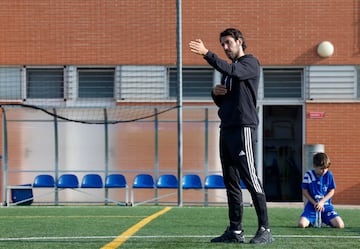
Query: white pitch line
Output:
[[0, 235, 359, 241]]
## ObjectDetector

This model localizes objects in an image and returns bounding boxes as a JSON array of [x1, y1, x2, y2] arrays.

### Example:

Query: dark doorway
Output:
[[263, 105, 303, 202]]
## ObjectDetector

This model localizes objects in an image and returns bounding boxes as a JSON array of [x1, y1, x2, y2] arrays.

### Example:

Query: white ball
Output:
[[317, 41, 334, 57]]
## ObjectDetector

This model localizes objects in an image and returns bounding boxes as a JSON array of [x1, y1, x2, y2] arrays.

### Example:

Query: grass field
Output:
[[0, 205, 358, 249]]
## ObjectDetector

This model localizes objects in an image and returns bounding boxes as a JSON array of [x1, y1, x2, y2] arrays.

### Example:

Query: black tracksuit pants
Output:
[[220, 126, 269, 231]]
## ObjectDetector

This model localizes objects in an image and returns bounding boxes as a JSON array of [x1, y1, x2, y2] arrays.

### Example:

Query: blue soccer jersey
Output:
[[301, 170, 339, 226], [302, 169, 336, 204]]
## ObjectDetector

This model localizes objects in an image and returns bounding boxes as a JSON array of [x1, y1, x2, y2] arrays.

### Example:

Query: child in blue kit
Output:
[[298, 152, 344, 228]]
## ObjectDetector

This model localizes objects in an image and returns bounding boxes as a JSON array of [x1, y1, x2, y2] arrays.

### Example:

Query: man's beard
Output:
[[226, 50, 240, 61]]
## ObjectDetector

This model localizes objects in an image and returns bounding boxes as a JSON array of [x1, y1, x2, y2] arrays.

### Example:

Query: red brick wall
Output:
[[0, 0, 177, 65], [184, 0, 359, 66], [306, 103, 360, 204], [0, 0, 358, 65]]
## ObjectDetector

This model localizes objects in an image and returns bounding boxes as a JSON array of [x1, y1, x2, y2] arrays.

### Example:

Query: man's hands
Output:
[[212, 84, 227, 96], [189, 39, 226, 96], [189, 39, 209, 56]]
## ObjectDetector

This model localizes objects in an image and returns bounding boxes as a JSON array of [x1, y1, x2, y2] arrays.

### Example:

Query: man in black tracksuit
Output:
[[189, 28, 273, 244]]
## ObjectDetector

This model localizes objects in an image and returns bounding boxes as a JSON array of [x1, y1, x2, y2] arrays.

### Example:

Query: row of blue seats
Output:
[[133, 174, 246, 189], [130, 174, 248, 206], [135, 174, 205, 189], [32, 174, 127, 189], [9, 173, 249, 206], [8, 174, 128, 206], [31, 173, 246, 190]]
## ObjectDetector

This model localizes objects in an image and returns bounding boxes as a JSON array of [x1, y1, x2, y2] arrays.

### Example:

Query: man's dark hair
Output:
[[220, 28, 247, 51]]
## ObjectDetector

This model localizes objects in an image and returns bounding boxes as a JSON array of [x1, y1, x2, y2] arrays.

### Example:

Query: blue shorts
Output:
[[300, 203, 339, 227]]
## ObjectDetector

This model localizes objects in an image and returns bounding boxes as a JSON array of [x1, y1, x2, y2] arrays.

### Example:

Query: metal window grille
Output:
[[27, 68, 64, 99], [78, 68, 115, 98], [169, 67, 214, 100], [0, 67, 22, 100], [263, 69, 303, 98]]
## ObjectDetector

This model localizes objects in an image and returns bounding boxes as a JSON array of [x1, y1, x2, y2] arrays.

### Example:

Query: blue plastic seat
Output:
[[182, 174, 202, 189], [132, 174, 155, 189], [57, 174, 79, 188], [156, 174, 178, 188], [105, 174, 127, 188], [204, 174, 225, 189], [104, 174, 129, 204], [33, 174, 55, 188], [131, 174, 155, 205], [81, 174, 103, 188]]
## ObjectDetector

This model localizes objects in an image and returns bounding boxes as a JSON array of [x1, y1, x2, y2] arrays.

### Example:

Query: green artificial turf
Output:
[[0, 206, 358, 249]]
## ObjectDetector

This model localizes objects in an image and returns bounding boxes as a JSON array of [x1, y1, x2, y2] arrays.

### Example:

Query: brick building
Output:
[[0, 0, 359, 205]]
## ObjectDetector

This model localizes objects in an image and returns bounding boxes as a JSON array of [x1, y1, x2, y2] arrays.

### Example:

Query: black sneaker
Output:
[[250, 226, 273, 244], [211, 227, 245, 243]]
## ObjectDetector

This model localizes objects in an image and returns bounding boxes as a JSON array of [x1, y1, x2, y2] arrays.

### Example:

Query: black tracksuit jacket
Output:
[[205, 51, 260, 129]]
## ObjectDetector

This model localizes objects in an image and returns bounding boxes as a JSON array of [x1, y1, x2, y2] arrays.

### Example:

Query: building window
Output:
[[78, 68, 115, 98], [168, 67, 214, 99], [0, 67, 22, 100], [263, 68, 303, 98], [357, 67, 360, 98], [118, 66, 167, 100], [27, 68, 64, 99], [308, 66, 356, 100]]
